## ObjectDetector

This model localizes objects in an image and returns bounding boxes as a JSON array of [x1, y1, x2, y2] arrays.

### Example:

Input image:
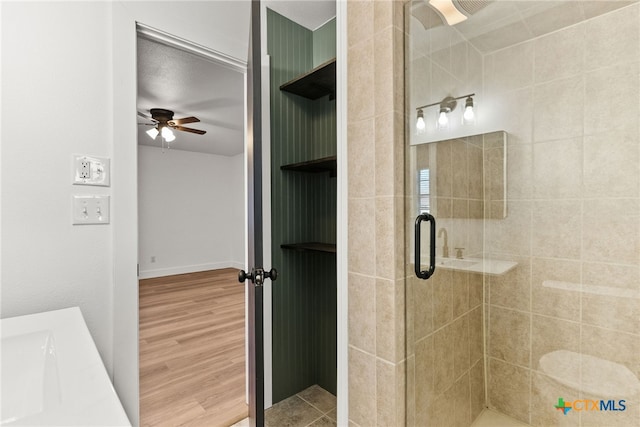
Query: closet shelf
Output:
[[281, 156, 337, 176], [279, 58, 336, 100], [281, 242, 336, 254]]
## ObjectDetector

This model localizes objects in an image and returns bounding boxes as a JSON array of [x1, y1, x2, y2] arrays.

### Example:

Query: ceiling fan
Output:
[[138, 108, 206, 143]]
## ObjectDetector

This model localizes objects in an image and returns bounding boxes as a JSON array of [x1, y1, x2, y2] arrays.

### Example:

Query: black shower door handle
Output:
[[414, 213, 436, 280]]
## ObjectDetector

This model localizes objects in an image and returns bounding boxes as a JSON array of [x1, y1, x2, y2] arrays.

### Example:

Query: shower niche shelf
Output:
[[279, 58, 336, 100], [281, 156, 337, 177], [281, 242, 336, 254]]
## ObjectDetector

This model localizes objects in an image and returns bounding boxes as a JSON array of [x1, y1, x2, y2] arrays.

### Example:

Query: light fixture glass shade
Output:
[[462, 96, 475, 124], [146, 127, 159, 140], [429, 0, 468, 26], [437, 110, 449, 129], [161, 126, 176, 142], [416, 109, 426, 134]]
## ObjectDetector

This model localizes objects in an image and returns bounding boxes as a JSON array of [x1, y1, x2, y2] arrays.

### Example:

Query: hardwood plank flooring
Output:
[[140, 268, 248, 427]]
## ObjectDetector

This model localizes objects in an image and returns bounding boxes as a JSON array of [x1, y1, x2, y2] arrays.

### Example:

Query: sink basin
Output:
[[421, 256, 518, 275], [1, 307, 130, 426], [1, 330, 61, 424], [440, 259, 479, 268]]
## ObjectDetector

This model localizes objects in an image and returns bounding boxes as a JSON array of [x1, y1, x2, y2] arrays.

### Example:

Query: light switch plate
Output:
[[72, 195, 110, 225], [72, 155, 110, 186]]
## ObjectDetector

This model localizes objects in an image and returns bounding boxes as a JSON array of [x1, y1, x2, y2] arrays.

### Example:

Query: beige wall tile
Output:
[[433, 324, 455, 395], [506, 143, 533, 200], [582, 262, 640, 291], [452, 270, 470, 317], [347, 40, 375, 122], [532, 137, 583, 199], [484, 41, 534, 93], [347, 0, 373, 49], [469, 306, 483, 367], [489, 306, 531, 368], [582, 198, 640, 265], [348, 273, 376, 353], [533, 77, 584, 142], [584, 62, 640, 135], [376, 278, 396, 362], [429, 381, 457, 427], [584, 3, 640, 70], [375, 112, 400, 197], [484, 201, 531, 256], [492, 88, 534, 145], [376, 359, 396, 427], [453, 372, 471, 427], [534, 22, 584, 83], [488, 256, 531, 312], [532, 199, 582, 260], [583, 128, 640, 198], [415, 336, 434, 424], [453, 315, 470, 379], [531, 315, 580, 372], [526, 2, 584, 39], [348, 347, 376, 427], [582, 293, 640, 335], [347, 119, 375, 198], [375, 196, 396, 280], [470, 361, 485, 423], [412, 275, 434, 341], [451, 140, 469, 198], [374, 26, 394, 116], [488, 358, 531, 424], [581, 325, 640, 379], [432, 268, 453, 329], [468, 272, 483, 309], [348, 197, 376, 275], [435, 141, 453, 197], [531, 257, 581, 321], [531, 372, 579, 427]]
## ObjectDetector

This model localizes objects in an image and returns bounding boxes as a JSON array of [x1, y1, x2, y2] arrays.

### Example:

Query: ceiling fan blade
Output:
[[137, 111, 156, 121], [173, 125, 206, 135], [137, 122, 155, 126], [170, 116, 200, 126]]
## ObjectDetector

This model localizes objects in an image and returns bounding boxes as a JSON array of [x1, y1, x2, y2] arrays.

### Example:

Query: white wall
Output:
[[138, 146, 244, 278], [1, 2, 250, 425], [1, 1, 115, 371]]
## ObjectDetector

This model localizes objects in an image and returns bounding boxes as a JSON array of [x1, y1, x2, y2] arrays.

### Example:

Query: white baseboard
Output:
[[139, 261, 244, 279]]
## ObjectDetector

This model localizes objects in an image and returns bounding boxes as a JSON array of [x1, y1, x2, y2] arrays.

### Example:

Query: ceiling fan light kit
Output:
[[138, 108, 206, 150]]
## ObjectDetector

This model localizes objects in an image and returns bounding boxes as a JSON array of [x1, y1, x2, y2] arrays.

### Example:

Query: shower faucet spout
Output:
[[437, 227, 449, 258]]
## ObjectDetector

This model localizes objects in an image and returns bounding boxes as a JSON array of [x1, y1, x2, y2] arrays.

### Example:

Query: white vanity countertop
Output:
[[437, 257, 518, 275], [1, 307, 131, 426]]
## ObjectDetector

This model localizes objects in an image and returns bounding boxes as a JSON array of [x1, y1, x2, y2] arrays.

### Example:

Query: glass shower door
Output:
[[405, 1, 640, 426]]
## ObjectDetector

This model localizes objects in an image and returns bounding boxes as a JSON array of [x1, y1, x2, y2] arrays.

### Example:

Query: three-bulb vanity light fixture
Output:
[[416, 93, 475, 133]]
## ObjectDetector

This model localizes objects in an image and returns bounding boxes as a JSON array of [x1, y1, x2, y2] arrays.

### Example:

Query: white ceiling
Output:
[[137, 36, 245, 157], [136, 1, 335, 156]]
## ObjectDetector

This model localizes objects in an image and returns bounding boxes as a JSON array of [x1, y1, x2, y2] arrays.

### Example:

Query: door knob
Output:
[[238, 267, 278, 286]]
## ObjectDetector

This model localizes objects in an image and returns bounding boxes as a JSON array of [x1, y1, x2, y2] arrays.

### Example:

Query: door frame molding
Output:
[[335, 0, 349, 424]]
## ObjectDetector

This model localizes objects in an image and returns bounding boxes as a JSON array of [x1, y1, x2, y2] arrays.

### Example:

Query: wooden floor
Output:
[[139, 268, 248, 427]]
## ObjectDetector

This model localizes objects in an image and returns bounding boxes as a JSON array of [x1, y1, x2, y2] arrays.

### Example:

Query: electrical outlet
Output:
[[79, 160, 91, 179], [73, 155, 110, 186]]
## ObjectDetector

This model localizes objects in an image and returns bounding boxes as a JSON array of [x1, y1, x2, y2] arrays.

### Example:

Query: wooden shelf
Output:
[[279, 58, 336, 100], [281, 242, 336, 254], [281, 156, 337, 176]]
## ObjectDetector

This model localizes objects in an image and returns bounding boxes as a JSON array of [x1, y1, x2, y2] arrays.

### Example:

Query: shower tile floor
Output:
[[231, 385, 336, 427], [471, 409, 529, 427]]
